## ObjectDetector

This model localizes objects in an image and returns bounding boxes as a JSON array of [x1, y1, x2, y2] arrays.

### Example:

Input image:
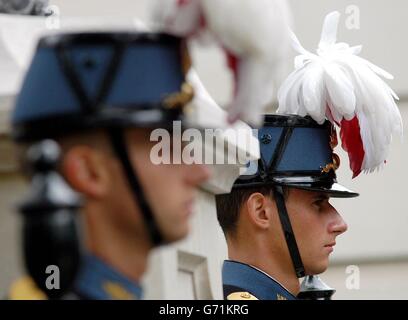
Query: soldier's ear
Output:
[[62, 145, 110, 199], [245, 192, 271, 230]]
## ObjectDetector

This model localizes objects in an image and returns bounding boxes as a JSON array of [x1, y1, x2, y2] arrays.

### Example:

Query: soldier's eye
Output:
[[313, 198, 328, 209], [313, 200, 324, 206]]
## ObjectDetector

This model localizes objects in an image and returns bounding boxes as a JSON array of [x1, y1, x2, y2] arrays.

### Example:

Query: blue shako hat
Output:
[[232, 114, 358, 299], [12, 31, 193, 141], [11, 31, 194, 299], [234, 114, 358, 198]]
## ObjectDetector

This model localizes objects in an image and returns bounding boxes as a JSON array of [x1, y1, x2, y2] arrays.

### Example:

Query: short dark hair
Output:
[[216, 186, 289, 238]]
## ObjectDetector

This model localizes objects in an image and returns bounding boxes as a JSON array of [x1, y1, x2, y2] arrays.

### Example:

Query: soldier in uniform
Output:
[[8, 31, 210, 299], [216, 11, 402, 300], [216, 114, 353, 300]]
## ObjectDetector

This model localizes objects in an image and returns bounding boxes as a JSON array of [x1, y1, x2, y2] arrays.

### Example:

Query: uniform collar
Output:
[[222, 260, 297, 300], [74, 254, 143, 300]]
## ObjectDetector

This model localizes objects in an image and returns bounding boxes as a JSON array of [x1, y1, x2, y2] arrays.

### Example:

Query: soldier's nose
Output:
[[328, 211, 348, 235]]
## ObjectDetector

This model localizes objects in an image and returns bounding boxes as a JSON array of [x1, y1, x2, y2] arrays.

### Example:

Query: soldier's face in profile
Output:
[[61, 128, 210, 253], [284, 188, 348, 275]]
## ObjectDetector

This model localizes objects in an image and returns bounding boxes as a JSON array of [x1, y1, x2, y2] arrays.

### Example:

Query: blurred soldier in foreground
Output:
[[8, 31, 210, 299], [216, 11, 402, 300]]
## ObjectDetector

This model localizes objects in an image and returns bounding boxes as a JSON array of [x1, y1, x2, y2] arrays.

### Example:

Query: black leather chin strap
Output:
[[273, 185, 305, 278], [268, 127, 305, 278], [108, 128, 164, 246]]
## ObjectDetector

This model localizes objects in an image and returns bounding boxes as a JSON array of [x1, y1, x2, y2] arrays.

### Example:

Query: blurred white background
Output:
[[0, 0, 407, 299]]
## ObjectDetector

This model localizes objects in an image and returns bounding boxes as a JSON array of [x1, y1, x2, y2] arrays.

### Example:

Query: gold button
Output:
[[240, 292, 251, 299]]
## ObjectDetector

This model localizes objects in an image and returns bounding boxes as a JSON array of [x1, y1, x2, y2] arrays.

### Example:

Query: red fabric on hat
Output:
[[340, 116, 365, 178], [225, 50, 239, 96]]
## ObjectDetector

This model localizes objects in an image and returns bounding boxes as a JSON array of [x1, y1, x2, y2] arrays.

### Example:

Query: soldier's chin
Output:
[[306, 260, 329, 275], [161, 224, 191, 244]]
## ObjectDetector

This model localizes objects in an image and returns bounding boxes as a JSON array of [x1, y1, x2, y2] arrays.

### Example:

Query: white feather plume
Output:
[[277, 11, 403, 175], [151, 0, 293, 126]]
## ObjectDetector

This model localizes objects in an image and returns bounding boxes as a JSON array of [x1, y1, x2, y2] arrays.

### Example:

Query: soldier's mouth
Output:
[[184, 198, 195, 217], [324, 242, 336, 253]]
